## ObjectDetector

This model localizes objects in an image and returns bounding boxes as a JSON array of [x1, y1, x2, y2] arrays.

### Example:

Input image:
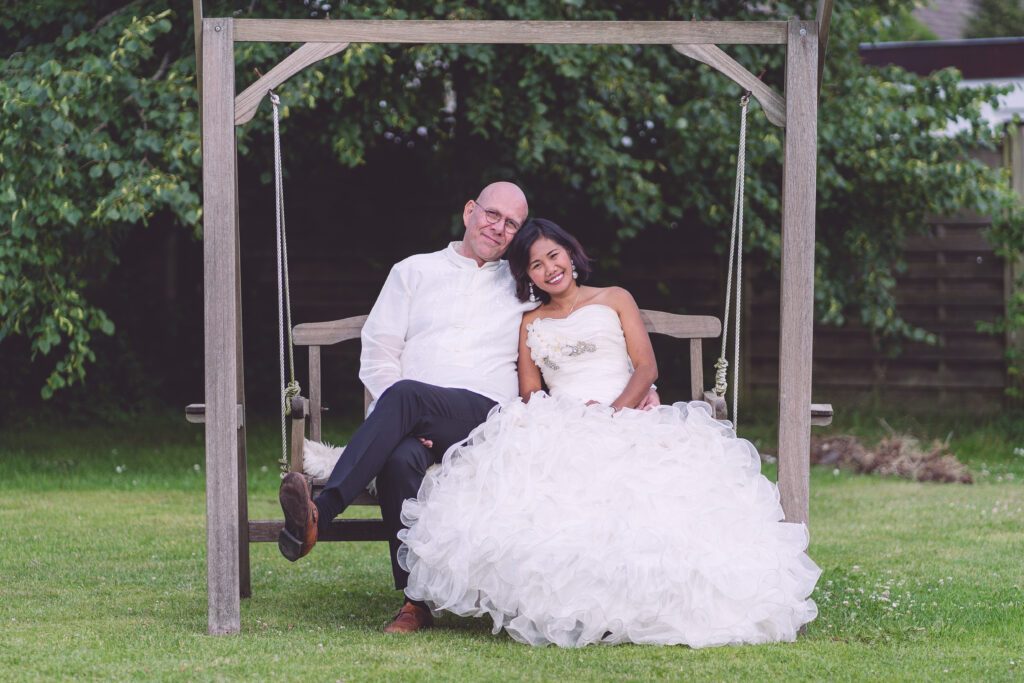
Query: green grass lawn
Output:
[[1, 410, 1022, 681]]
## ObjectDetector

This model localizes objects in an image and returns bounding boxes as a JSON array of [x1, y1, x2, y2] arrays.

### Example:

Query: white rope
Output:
[[271, 91, 301, 475], [714, 94, 749, 427]]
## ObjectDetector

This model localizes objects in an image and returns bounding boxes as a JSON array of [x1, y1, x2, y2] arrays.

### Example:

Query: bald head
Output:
[[477, 181, 529, 217], [459, 181, 530, 266]]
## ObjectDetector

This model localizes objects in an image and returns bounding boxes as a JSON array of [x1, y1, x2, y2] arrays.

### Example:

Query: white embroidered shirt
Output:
[[359, 242, 536, 411]]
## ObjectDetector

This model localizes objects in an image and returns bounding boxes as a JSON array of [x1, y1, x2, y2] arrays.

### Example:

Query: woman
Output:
[[398, 219, 820, 648]]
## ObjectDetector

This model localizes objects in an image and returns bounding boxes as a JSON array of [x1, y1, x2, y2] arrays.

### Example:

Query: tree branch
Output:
[[93, 1, 143, 33], [148, 51, 171, 82]]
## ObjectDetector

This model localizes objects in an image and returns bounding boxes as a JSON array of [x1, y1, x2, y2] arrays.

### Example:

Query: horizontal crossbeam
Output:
[[231, 19, 789, 45], [249, 519, 389, 542]]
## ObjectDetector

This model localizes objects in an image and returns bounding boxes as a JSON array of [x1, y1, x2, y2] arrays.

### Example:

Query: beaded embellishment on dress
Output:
[[526, 320, 598, 371], [539, 340, 596, 371]]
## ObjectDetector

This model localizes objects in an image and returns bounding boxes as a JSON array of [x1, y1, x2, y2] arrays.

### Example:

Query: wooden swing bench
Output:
[[188, 309, 832, 546]]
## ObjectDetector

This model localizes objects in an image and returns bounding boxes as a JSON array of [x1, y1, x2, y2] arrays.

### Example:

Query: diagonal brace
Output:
[[673, 44, 785, 128], [235, 42, 349, 126]]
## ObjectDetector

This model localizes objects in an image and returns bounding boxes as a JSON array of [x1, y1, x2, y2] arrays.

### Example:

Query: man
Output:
[[277, 181, 534, 633]]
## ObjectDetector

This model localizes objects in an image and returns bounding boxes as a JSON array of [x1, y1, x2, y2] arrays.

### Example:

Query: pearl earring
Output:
[[529, 283, 537, 303], [571, 260, 578, 280]]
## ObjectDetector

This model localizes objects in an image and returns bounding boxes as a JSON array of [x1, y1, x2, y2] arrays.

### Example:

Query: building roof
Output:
[[913, 0, 978, 40], [860, 37, 1024, 79]]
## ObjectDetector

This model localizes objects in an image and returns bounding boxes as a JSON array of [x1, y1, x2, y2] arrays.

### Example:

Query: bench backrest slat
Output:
[[296, 309, 722, 425], [294, 310, 721, 347]]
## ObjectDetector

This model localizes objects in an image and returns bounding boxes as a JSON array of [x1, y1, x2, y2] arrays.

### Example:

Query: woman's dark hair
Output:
[[507, 218, 592, 304]]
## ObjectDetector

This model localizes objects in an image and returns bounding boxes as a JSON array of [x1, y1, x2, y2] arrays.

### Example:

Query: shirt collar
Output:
[[446, 242, 505, 271]]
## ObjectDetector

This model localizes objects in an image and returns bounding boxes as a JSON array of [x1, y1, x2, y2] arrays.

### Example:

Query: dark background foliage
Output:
[[1, 1, 1020, 424]]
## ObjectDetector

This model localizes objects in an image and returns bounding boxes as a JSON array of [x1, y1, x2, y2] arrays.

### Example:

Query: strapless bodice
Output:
[[525, 304, 632, 404]]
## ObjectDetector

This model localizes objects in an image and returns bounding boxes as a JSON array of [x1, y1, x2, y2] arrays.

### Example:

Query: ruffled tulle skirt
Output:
[[398, 394, 820, 648]]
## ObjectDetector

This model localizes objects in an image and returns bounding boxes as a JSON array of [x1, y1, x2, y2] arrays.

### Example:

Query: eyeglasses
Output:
[[473, 200, 522, 234]]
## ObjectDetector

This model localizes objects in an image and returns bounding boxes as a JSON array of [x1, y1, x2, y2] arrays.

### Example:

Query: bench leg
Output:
[[237, 424, 251, 598]]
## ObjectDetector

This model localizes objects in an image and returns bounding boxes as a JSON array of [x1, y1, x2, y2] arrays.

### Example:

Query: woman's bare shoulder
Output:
[[590, 286, 637, 310], [521, 307, 546, 326]]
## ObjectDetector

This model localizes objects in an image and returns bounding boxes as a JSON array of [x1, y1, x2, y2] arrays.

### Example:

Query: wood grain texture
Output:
[[232, 19, 788, 45], [201, 17, 241, 635], [193, 1, 203, 137], [689, 338, 704, 400], [293, 315, 367, 346], [673, 44, 785, 127], [235, 42, 349, 126], [233, 145, 251, 601], [309, 346, 322, 442], [702, 390, 729, 420], [810, 403, 833, 426], [290, 398, 307, 473], [638, 310, 722, 338], [1007, 124, 1024, 404], [249, 519, 389, 542], [777, 19, 818, 528], [184, 403, 244, 426]]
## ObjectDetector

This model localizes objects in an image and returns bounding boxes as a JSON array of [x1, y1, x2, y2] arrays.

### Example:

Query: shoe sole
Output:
[[278, 475, 309, 562]]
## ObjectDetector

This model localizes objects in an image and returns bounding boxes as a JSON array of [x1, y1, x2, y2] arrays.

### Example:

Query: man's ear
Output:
[[462, 200, 475, 227]]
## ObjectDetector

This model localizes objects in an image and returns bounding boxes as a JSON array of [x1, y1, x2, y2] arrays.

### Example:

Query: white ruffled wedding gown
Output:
[[398, 304, 820, 648]]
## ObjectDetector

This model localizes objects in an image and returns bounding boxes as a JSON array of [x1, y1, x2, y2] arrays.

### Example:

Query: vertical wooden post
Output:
[[234, 149, 251, 599], [309, 346, 322, 442], [777, 19, 818, 527], [193, 1, 203, 113], [202, 17, 241, 635], [1005, 123, 1024, 407]]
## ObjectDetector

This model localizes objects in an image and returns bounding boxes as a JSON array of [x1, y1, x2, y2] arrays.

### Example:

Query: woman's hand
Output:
[[636, 388, 661, 411]]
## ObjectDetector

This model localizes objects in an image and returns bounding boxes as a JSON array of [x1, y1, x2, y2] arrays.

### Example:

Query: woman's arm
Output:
[[607, 288, 658, 411], [518, 313, 544, 401]]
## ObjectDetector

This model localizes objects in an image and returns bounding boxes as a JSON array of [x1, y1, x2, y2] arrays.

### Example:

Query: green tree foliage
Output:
[[1, 2, 200, 398], [1, 0, 1021, 399], [966, 0, 1024, 38], [875, 5, 939, 41]]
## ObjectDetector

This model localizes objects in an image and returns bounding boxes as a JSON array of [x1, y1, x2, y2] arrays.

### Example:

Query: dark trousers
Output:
[[313, 379, 496, 589]]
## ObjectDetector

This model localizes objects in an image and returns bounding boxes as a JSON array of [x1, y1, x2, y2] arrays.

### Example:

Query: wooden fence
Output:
[[748, 217, 1008, 410]]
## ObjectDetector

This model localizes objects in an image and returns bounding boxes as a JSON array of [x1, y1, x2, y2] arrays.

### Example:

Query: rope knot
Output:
[[283, 380, 301, 416], [713, 357, 729, 397]]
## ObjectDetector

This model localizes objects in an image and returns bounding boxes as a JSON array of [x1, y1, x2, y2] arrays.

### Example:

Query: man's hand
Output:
[[637, 388, 661, 411], [418, 437, 433, 449]]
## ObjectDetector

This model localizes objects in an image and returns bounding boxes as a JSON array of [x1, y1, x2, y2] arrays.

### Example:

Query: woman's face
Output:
[[527, 236, 574, 298]]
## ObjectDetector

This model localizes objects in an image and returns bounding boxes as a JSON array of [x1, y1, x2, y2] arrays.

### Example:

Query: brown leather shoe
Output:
[[383, 601, 434, 634], [278, 472, 318, 561]]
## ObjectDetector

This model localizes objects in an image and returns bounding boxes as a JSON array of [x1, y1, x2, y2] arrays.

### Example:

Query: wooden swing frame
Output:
[[195, 4, 834, 635]]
